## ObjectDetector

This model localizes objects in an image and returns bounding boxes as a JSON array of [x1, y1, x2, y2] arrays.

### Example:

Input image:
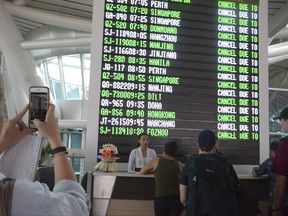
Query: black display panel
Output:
[[97, 0, 260, 164]]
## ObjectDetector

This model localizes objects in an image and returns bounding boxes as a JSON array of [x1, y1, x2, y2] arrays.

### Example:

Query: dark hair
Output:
[[270, 141, 279, 152], [274, 107, 288, 120], [198, 129, 216, 152], [137, 133, 149, 147], [138, 132, 148, 140], [164, 141, 177, 156]]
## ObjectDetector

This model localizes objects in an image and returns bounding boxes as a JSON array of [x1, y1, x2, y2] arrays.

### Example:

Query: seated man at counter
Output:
[[128, 133, 157, 172]]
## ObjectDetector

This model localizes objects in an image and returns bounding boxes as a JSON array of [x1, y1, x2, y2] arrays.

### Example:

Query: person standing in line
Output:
[[272, 107, 288, 216], [252, 141, 288, 216], [128, 133, 157, 172], [140, 141, 183, 216], [179, 129, 239, 216]]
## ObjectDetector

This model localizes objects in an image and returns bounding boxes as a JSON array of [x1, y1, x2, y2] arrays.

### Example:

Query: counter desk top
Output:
[[93, 171, 268, 179], [91, 171, 269, 216], [93, 171, 154, 177]]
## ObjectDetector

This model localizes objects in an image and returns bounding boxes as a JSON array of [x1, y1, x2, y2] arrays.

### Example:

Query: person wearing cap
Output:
[[271, 107, 288, 216], [252, 141, 288, 216], [179, 129, 238, 216]]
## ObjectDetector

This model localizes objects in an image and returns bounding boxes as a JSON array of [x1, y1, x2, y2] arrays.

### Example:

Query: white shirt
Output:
[[128, 147, 157, 172], [0, 172, 90, 216]]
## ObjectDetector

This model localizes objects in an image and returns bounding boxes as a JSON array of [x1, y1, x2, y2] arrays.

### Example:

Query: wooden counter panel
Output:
[[111, 177, 154, 200], [239, 178, 270, 201], [106, 200, 154, 216]]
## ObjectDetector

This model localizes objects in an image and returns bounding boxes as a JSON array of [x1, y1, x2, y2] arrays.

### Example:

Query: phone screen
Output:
[[29, 89, 49, 127]]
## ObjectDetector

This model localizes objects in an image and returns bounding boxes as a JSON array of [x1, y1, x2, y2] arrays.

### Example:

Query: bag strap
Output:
[[0, 177, 15, 216], [188, 155, 198, 216]]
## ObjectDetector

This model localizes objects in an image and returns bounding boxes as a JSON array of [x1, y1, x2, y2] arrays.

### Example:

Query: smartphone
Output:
[[28, 86, 50, 129]]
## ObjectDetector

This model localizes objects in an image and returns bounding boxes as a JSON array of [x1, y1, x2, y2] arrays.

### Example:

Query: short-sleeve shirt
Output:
[[127, 147, 157, 172], [180, 162, 189, 186], [272, 137, 288, 176], [255, 158, 276, 205]]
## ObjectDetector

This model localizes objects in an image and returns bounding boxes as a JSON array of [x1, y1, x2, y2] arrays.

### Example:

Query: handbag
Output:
[[236, 185, 262, 216], [0, 178, 15, 216]]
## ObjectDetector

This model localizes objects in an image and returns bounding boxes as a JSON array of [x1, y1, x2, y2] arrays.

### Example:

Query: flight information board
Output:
[[96, 0, 260, 164]]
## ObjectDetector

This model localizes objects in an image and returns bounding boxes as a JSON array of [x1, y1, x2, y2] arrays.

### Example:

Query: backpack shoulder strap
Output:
[[186, 154, 199, 216], [188, 154, 200, 186], [0, 178, 15, 216]]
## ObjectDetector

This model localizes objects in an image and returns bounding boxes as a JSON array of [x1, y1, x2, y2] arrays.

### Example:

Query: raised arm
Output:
[[0, 104, 35, 154], [34, 104, 76, 183]]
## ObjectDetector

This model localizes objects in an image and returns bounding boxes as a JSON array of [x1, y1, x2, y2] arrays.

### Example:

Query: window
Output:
[[36, 54, 90, 100]]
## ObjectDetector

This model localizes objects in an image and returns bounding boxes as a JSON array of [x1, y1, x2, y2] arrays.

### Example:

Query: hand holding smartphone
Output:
[[28, 86, 50, 129]]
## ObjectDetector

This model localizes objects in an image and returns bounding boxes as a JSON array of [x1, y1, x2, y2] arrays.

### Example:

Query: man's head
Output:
[[163, 141, 177, 156], [274, 107, 288, 121], [274, 107, 288, 133], [198, 129, 217, 152], [270, 141, 279, 158]]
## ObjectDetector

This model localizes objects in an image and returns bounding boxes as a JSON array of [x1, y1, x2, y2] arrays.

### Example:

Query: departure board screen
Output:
[[96, 0, 260, 164]]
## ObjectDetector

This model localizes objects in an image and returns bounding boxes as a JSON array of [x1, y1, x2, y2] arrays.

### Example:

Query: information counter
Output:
[[91, 172, 269, 216]]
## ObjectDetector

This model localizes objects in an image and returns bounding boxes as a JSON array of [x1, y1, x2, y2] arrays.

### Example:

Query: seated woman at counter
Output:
[[128, 133, 157, 172], [140, 141, 183, 216]]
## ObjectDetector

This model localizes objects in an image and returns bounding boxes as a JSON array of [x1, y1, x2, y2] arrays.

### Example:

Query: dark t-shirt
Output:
[[180, 162, 189, 186], [272, 136, 288, 176]]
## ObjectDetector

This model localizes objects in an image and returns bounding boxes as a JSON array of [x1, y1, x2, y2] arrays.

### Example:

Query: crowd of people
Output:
[[127, 113, 288, 216], [1, 76, 288, 215]]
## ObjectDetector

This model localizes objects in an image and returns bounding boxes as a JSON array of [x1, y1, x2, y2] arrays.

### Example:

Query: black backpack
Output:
[[186, 154, 239, 216]]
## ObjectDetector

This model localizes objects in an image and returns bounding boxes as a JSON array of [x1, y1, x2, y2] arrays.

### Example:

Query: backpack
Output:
[[186, 154, 239, 216]]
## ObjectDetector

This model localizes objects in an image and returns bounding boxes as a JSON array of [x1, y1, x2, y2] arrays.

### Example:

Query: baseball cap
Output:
[[198, 129, 216, 150], [273, 107, 288, 120]]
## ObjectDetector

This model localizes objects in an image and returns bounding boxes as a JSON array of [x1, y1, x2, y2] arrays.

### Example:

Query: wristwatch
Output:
[[50, 146, 68, 157]]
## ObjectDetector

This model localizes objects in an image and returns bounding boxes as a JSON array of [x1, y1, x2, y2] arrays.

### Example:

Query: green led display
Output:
[[97, 0, 260, 164]]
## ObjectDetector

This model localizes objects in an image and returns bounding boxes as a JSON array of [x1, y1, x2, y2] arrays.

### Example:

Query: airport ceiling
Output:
[[3, 0, 288, 119]]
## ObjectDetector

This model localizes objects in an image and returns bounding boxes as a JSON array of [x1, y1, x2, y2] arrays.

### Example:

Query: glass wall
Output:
[[37, 54, 90, 100], [60, 129, 85, 182]]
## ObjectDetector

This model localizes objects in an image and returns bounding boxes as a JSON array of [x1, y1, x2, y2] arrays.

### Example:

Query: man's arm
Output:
[[140, 158, 158, 174], [273, 174, 288, 215], [252, 159, 269, 177], [180, 184, 188, 206]]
